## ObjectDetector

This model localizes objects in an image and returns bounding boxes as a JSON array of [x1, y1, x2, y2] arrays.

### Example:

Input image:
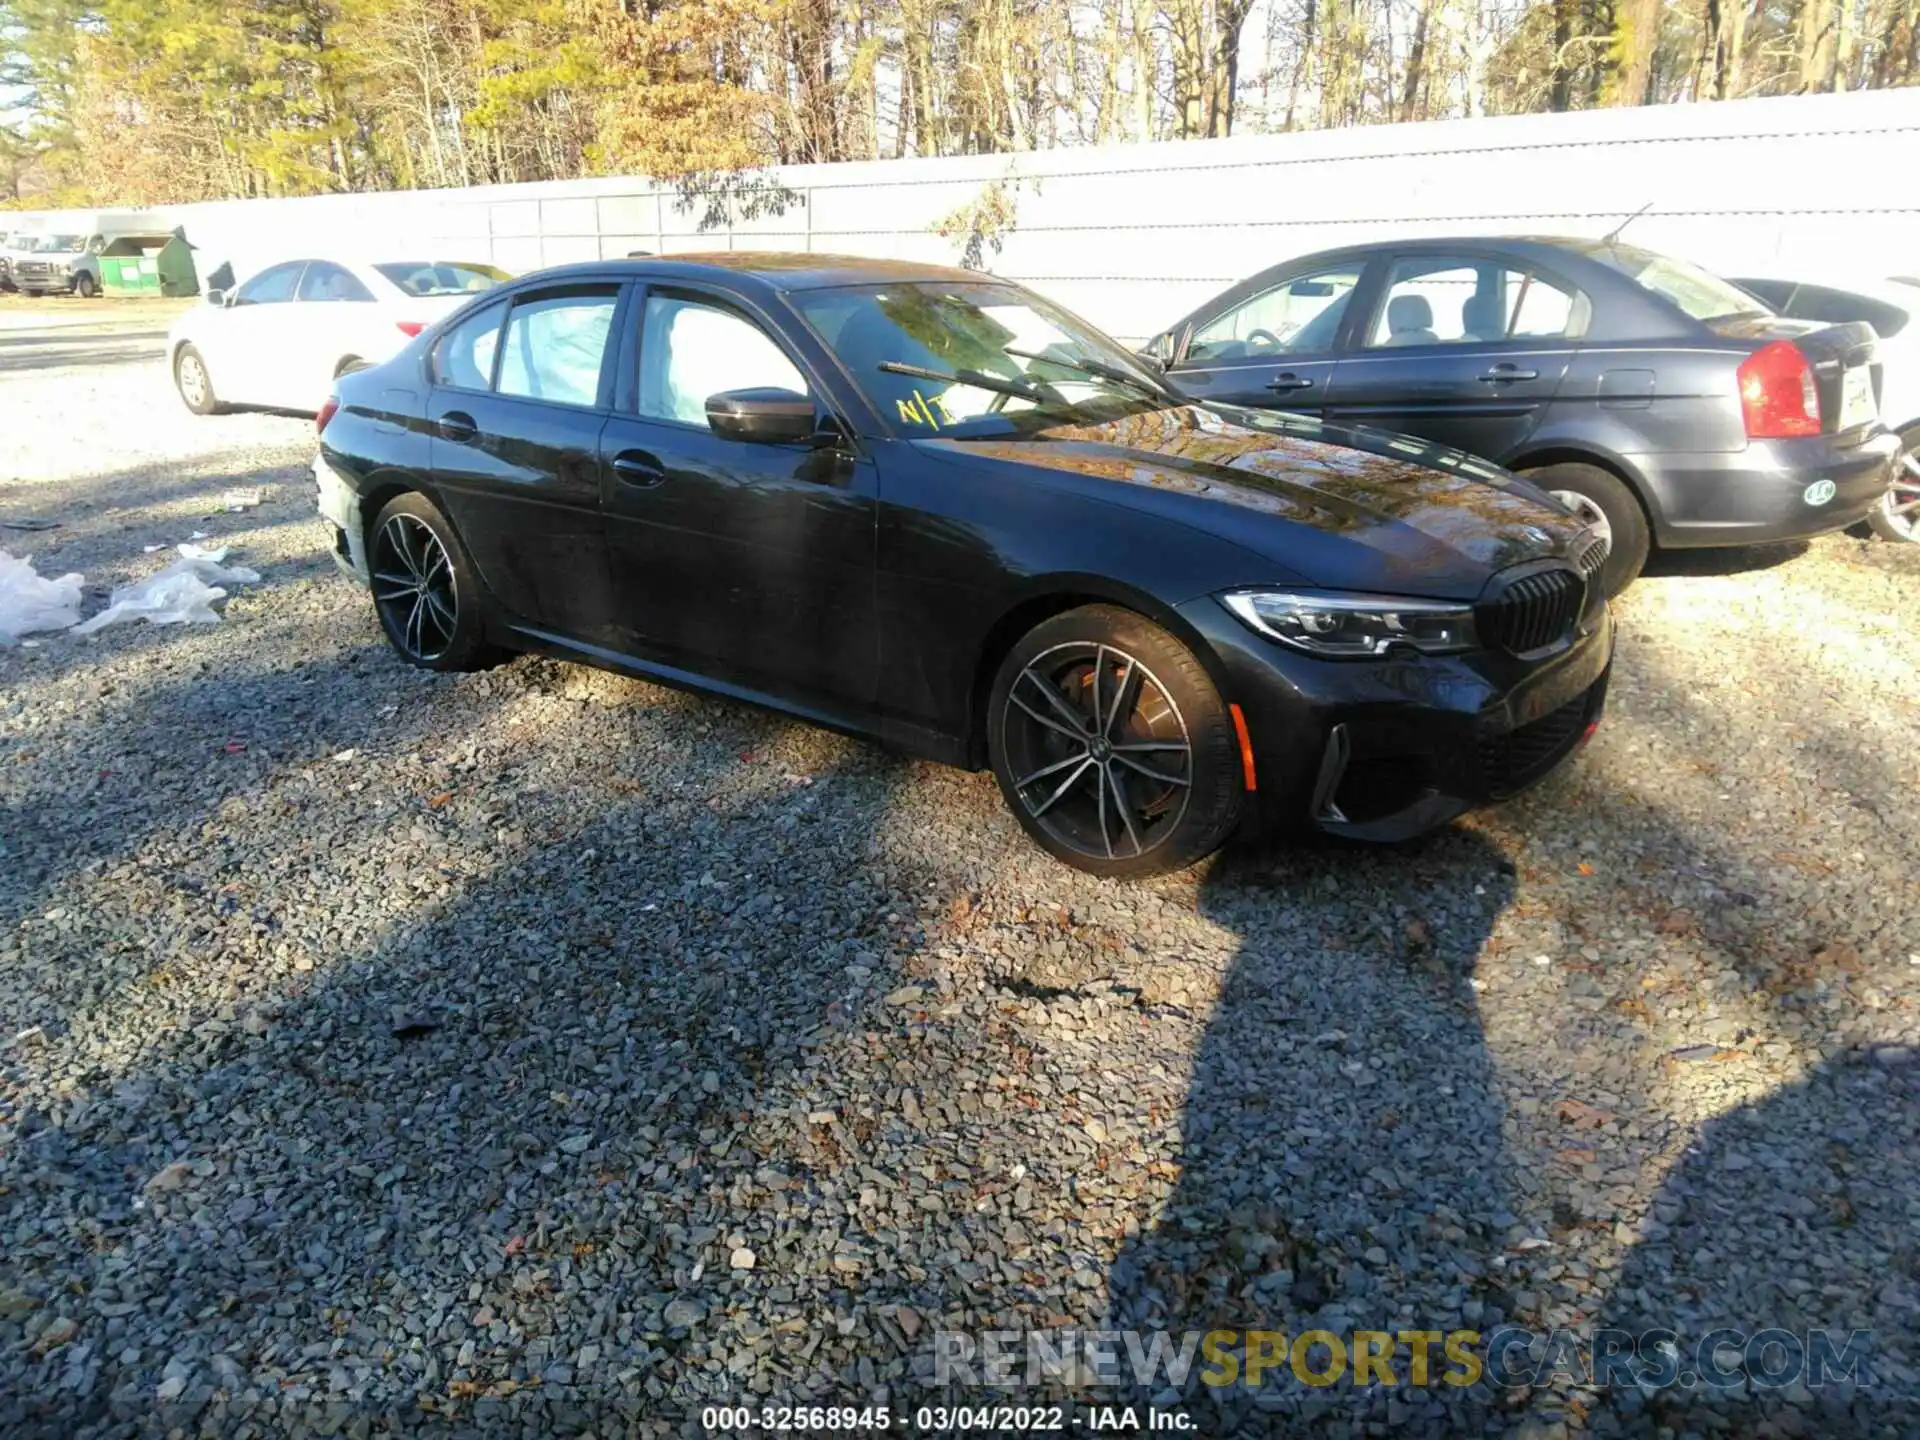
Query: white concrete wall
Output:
[[18, 88, 1920, 342]]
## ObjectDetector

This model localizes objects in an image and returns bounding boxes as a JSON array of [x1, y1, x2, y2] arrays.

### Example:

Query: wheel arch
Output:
[[961, 576, 1231, 769], [1505, 444, 1656, 526], [356, 469, 442, 548]]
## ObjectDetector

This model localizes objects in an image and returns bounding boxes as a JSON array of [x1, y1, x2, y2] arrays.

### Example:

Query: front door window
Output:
[[637, 294, 809, 426], [1184, 266, 1363, 365]]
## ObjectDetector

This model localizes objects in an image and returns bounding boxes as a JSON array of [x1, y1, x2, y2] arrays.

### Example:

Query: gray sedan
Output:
[[1148, 236, 1899, 595]]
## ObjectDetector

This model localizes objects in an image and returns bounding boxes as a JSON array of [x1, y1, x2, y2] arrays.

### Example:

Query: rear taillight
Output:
[[1737, 340, 1820, 438], [396, 320, 426, 338], [316, 397, 339, 435]]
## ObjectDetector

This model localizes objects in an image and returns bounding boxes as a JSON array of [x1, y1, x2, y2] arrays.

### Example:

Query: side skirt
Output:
[[501, 624, 970, 768]]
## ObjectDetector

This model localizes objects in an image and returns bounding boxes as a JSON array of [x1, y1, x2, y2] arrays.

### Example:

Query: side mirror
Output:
[[706, 387, 816, 445], [1133, 348, 1167, 374], [205, 288, 226, 306]]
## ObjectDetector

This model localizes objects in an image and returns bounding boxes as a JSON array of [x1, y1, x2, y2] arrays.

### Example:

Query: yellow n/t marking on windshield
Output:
[[896, 388, 942, 430]]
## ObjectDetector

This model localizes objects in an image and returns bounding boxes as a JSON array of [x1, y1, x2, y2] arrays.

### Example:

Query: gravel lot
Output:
[[2, 299, 1917, 1438]]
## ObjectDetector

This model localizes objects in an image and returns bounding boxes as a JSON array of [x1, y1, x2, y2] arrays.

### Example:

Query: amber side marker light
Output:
[[1229, 703, 1258, 791]]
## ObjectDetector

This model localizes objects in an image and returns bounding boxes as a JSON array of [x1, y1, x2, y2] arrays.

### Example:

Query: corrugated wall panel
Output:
[[16, 89, 1917, 341]]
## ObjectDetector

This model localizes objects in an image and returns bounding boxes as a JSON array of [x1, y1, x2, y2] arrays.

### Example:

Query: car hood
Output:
[[922, 404, 1586, 598]]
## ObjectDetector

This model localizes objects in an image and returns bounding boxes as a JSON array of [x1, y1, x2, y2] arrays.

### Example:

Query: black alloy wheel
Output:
[[989, 605, 1242, 876], [367, 493, 501, 672], [374, 512, 458, 662]]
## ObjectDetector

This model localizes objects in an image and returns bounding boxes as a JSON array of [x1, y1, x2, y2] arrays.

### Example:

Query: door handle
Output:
[[610, 450, 667, 488], [437, 410, 477, 442], [1478, 365, 1539, 383], [1265, 372, 1315, 393]]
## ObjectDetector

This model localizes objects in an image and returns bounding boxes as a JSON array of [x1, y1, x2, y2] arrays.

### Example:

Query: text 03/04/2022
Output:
[[699, 1405, 1202, 1433]]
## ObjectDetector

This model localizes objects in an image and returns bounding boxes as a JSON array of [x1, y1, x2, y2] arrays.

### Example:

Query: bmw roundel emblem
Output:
[[1803, 479, 1837, 507]]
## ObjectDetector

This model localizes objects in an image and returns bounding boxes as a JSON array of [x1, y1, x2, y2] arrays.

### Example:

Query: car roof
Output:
[[1724, 269, 1920, 308], [516, 252, 987, 293]]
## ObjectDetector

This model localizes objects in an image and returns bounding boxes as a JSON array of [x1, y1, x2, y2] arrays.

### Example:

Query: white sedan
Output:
[[1731, 270, 1920, 544], [168, 257, 511, 415]]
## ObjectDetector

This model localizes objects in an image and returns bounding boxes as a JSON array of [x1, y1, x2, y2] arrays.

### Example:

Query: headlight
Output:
[[1221, 589, 1478, 658]]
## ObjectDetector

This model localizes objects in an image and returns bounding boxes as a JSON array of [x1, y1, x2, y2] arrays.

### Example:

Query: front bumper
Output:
[[10, 264, 74, 292], [313, 455, 369, 583], [1638, 429, 1898, 548], [1180, 597, 1614, 844]]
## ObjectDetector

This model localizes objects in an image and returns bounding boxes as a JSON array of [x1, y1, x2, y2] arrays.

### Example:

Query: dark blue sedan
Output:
[[1149, 237, 1899, 595]]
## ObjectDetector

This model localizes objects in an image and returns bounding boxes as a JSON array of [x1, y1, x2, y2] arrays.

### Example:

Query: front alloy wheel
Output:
[[1868, 425, 1920, 544], [988, 605, 1243, 876], [1005, 642, 1193, 860]]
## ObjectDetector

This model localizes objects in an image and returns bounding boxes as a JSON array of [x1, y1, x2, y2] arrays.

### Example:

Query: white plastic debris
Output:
[[221, 487, 263, 512], [176, 542, 228, 562], [72, 553, 261, 635], [0, 551, 84, 644]]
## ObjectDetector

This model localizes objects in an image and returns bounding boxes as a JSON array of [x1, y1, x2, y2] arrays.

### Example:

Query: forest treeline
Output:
[[1, 0, 1915, 207]]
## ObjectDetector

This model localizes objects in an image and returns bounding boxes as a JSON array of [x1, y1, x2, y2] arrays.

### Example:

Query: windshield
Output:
[[35, 235, 84, 252], [1584, 241, 1768, 323], [376, 262, 510, 298], [793, 281, 1172, 438]]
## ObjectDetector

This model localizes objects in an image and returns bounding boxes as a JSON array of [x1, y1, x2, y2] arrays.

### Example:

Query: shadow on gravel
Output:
[[0, 343, 165, 375], [1640, 541, 1808, 580], [1597, 1055, 1919, 1439], [0, 329, 173, 349], [0, 646, 923, 1434], [1100, 828, 1520, 1435]]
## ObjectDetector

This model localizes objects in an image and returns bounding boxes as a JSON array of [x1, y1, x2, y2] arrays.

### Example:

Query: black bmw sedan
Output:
[[313, 254, 1612, 876], [1148, 237, 1899, 596]]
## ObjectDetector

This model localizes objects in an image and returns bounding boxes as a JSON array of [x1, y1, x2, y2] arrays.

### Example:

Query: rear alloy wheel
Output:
[[1524, 461, 1649, 598], [1867, 423, 1920, 544], [368, 493, 501, 672], [174, 344, 224, 415], [988, 605, 1242, 877]]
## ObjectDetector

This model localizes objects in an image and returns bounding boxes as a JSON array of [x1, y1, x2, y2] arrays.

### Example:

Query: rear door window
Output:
[[1365, 257, 1585, 348], [297, 262, 375, 303], [496, 290, 620, 408]]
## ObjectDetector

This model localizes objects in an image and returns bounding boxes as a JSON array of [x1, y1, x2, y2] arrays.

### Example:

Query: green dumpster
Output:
[[98, 230, 199, 298]]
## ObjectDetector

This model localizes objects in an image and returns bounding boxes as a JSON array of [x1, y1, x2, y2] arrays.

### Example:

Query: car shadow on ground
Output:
[[1640, 540, 1808, 579], [1097, 828, 1520, 1435], [1597, 1055, 1918, 1438]]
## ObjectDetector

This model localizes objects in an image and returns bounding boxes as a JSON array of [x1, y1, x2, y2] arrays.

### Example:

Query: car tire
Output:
[[74, 273, 97, 299], [987, 604, 1243, 877], [1523, 461, 1650, 597], [173, 344, 225, 415], [367, 492, 505, 673], [1866, 422, 1920, 544], [334, 356, 368, 378]]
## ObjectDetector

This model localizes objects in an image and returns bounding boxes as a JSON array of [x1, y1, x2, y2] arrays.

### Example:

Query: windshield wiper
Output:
[[1003, 347, 1171, 401], [877, 360, 1057, 407]]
